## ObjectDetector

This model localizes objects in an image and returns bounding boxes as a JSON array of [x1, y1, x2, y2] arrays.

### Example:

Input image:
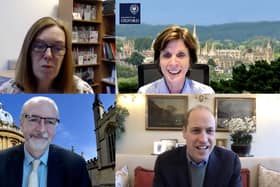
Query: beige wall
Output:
[[0, 0, 58, 70], [116, 94, 280, 157]]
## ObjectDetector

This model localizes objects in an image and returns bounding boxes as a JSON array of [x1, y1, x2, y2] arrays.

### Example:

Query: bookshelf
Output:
[[101, 0, 116, 93], [58, 0, 109, 93]]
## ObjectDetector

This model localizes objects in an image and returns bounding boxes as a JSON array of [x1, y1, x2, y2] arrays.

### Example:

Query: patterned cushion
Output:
[[258, 165, 280, 187], [115, 165, 129, 187]]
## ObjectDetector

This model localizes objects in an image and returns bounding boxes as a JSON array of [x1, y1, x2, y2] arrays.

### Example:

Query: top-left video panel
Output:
[[0, 0, 116, 93]]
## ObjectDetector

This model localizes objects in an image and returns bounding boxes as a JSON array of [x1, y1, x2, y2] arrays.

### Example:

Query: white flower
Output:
[[223, 116, 256, 133], [223, 116, 256, 144]]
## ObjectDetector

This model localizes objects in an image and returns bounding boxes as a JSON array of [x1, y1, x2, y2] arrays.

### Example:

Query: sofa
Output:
[[116, 153, 280, 187]]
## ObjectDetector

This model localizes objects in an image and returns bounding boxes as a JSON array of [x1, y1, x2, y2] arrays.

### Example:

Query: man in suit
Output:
[[153, 105, 242, 187], [0, 96, 91, 187]]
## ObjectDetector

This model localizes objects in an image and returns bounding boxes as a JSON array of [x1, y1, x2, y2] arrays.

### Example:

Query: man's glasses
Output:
[[24, 114, 60, 127], [31, 41, 66, 56]]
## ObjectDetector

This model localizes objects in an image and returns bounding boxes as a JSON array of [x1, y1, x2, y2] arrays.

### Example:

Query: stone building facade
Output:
[[0, 103, 24, 150], [87, 95, 115, 187], [193, 25, 274, 71]]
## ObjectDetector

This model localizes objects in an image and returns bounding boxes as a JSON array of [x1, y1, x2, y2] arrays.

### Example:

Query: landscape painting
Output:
[[146, 95, 188, 130]]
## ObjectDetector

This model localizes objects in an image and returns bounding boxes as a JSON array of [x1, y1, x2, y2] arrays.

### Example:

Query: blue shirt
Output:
[[186, 153, 208, 168], [22, 145, 49, 187], [137, 78, 215, 94]]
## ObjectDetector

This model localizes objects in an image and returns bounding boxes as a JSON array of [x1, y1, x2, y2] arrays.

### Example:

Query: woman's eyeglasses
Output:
[[32, 41, 66, 56]]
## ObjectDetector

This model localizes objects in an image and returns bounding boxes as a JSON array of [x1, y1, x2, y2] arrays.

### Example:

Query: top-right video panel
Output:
[[116, 0, 280, 94]]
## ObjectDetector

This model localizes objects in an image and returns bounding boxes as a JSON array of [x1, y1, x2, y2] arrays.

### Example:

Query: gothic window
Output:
[[105, 124, 116, 164]]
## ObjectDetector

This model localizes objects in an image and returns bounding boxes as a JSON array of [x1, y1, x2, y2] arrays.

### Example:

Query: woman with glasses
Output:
[[0, 17, 93, 93]]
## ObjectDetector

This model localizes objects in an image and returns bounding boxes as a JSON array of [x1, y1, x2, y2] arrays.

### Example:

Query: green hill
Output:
[[116, 21, 280, 42]]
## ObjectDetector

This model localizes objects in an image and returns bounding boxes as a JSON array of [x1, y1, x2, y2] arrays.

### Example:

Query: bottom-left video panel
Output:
[[0, 94, 115, 187]]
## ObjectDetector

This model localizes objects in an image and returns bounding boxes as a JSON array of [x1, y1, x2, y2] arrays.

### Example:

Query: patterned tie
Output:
[[28, 160, 40, 187]]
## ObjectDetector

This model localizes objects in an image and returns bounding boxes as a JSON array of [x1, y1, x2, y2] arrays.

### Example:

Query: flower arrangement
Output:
[[223, 117, 256, 145]]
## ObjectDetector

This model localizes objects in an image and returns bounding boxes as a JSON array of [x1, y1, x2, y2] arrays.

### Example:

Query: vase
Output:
[[231, 144, 251, 157]]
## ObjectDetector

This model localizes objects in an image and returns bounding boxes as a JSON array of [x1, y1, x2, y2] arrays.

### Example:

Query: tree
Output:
[[210, 59, 280, 93], [116, 40, 123, 52], [134, 37, 153, 51], [127, 51, 145, 66], [208, 59, 216, 67], [117, 63, 137, 78]]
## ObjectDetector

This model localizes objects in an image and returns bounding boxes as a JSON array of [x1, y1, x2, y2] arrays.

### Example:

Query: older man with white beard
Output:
[[0, 96, 91, 187]]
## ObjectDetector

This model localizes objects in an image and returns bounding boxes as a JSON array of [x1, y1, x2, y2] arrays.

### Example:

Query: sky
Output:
[[116, 0, 280, 25], [0, 94, 115, 161]]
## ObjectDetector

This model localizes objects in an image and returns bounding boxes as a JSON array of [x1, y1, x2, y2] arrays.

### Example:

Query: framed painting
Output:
[[146, 95, 188, 130], [214, 97, 256, 132]]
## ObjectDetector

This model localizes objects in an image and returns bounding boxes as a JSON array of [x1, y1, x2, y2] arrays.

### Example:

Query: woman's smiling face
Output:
[[159, 39, 190, 84]]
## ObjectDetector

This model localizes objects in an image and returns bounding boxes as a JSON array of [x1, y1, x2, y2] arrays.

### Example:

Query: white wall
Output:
[[0, 0, 58, 70], [116, 94, 280, 157]]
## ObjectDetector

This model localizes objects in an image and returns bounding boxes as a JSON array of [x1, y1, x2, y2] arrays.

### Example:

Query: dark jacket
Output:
[[153, 146, 242, 187], [0, 144, 92, 187]]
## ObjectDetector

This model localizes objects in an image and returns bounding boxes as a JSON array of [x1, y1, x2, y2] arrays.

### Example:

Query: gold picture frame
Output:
[[146, 95, 188, 130], [216, 138, 228, 149], [214, 97, 256, 132]]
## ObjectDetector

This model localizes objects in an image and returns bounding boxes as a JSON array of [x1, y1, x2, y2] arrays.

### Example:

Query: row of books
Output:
[[76, 67, 94, 85], [72, 26, 98, 43], [73, 3, 96, 21], [102, 41, 116, 60], [72, 47, 97, 65]]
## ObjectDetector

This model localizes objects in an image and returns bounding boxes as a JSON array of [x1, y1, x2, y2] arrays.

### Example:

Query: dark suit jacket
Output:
[[153, 146, 242, 187], [0, 144, 92, 187]]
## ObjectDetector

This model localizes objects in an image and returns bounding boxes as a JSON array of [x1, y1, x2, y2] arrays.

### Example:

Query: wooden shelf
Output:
[[102, 78, 115, 86], [72, 42, 100, 45], [59, 0, 109, 93], [76, 0, 103, 4], [73, 19, 102, 24], [102, 58, 116, 63], [103, 35, 115, 40], [75, 64, 99, 68], [103, 13, 115, 17], [100, 1, 115, 93]]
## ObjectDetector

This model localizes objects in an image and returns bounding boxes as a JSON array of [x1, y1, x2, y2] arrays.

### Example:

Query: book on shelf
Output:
[[89, 30, 98, 43], [72, 47, 97, 65], [109, 42, 116, 59], [73, 26, 98, 43], [111, 66, 116, 82], [73, 3, 97, 21], [102, 41, 116, 60], [106, 85, 115, 93], [101, 66, 115, 85]]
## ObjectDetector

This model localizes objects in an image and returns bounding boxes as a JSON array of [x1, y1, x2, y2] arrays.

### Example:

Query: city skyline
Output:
[[0, 94, 115, 161], [116, 0, 280, 25]]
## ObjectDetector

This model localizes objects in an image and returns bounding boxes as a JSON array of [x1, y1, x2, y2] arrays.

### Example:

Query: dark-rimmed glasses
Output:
[[31, 41, 66, 56], [23, 114, 60, 127]]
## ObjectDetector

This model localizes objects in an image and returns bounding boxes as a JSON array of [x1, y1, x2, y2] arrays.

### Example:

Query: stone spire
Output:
[[93, 94, 104, 121], [192, 24, 200, 55]]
